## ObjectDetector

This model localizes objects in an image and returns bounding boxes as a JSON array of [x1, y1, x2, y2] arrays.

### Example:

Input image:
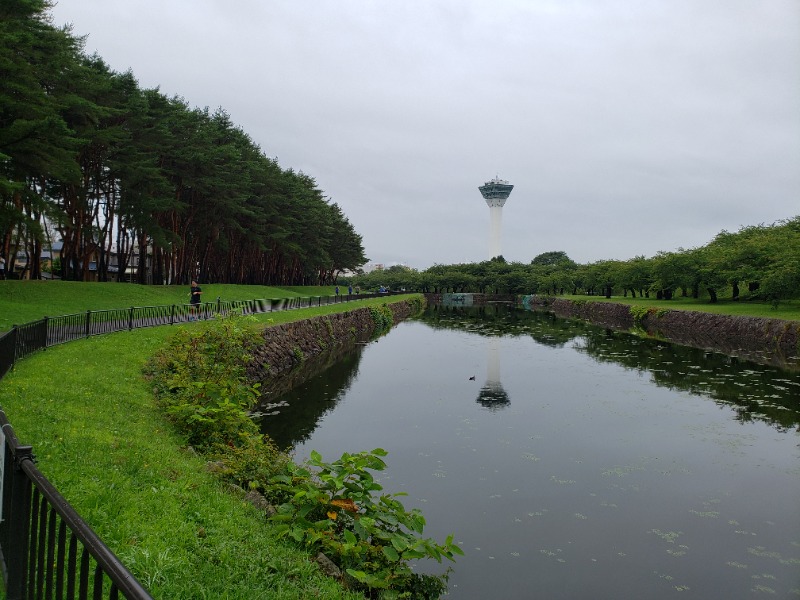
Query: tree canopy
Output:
[[350, 218, 800, 304], [1, 0, 366, 284]]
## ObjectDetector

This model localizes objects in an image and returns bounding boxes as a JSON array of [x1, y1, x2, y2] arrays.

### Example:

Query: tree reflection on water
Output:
[[261, 304, 800, 452], [418, 304, 800, 432]]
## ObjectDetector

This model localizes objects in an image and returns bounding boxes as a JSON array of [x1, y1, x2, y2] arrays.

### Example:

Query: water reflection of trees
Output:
[[258, 345, 366, 449], [417, 305, 800, 432], [420, 304, 588, 347], [575, 329, 800, 431], [261, 306, 800, 448]]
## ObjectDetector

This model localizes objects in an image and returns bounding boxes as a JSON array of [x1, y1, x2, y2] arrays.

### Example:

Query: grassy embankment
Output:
[[0, 281, 420, 599], [0, 280, 344, 331], [559, 293, 800, 322]]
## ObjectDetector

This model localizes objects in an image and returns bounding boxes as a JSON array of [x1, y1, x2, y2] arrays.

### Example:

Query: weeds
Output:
[[145, 312, 263, 450], [369, 304, 394, 335], [146, 309, 461, 598]]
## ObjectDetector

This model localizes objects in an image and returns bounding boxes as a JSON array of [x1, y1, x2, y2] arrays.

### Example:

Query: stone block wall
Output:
[[525, 295, 800, 369], [247, 298, 421, 381]]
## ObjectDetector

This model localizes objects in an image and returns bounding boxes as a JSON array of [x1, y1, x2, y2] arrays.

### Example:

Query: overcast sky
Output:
[[50, 0, 800, 269]]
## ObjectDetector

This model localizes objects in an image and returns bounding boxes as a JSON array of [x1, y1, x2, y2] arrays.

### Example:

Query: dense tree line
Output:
[[351, 218, 800, 304], [1, 0, 366, 284]]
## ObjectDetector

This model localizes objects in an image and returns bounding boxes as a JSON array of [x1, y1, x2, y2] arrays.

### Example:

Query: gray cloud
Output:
[[52, 0, 800, 268]]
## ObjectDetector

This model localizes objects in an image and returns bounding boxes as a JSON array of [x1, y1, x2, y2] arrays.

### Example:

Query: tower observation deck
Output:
[[479, 177, 514, 208], [478, 177, 514, 259]]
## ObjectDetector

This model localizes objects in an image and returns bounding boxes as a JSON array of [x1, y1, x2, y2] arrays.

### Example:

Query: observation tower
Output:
[[478, 176, 514, 259]]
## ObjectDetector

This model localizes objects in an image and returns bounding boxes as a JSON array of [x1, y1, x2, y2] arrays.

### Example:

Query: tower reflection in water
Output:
[[476, 336, 510, 410]]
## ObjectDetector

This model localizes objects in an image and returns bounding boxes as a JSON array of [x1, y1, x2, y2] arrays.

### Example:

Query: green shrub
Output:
[[369, 304, 394, 335], [629, 305, 654, 328], [145, 312, 263, 451], [269, 449, 461, 597], [407, 295, 425, 315], [209, 433, 290, 497]]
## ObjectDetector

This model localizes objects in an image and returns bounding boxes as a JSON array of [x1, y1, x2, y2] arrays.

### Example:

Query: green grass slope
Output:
[[0, 297, 417, 599], [559, 294, 800, 322], [0, 281, 342, 331]]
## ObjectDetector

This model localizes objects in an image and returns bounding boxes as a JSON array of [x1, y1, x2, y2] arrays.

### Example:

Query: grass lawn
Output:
[[0, 294, 420, 599], [0, 281, 346, 331], [559, 294, 800, 322]]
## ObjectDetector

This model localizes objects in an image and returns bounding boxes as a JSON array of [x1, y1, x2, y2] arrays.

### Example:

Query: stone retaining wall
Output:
[[525, 295, 800, 369], [247, 298, 421, 381]]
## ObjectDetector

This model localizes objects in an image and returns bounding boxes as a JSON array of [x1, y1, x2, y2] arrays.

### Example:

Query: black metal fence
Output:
[[0, 291, 385, 599], [0, 293, 377, 371], [0, 410, 152, 600]]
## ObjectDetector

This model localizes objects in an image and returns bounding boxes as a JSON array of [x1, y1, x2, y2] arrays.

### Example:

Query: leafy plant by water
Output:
[[145, 311, 264, 450], [146, 311, 461, 598], [269, 449, 462, 598], [369, 304, 394, 335]]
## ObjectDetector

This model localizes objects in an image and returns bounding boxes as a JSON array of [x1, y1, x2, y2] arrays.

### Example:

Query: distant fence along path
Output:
[[0, 293, 379, 378], [0, 291, 384, 599]]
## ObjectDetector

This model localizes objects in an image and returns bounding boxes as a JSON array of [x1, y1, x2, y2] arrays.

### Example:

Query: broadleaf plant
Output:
[[269, 449, 463, 598]]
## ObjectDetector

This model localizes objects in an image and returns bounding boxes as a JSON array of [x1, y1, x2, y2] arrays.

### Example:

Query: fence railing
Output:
[[0, 290, 390, 599], [2, 293, 379, 366], [0, 410, 152, 600]]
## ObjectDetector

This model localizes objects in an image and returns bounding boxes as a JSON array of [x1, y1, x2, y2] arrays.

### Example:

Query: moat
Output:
[[260, 305, 800, 599]]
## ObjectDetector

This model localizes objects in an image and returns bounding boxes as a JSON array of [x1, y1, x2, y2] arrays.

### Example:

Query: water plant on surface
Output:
[[269, 448, 462, 598]]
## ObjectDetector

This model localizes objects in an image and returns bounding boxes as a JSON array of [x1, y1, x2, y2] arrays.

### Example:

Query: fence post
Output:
[[85, 311, 91, 338], [129, 307, 135, 331], [3, 437, 34, 600], [10, 325, 18, 365]]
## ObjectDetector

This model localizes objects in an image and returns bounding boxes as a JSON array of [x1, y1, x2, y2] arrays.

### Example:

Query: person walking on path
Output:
[[348, 284, 353, 295], [189, 280, 202, 320]]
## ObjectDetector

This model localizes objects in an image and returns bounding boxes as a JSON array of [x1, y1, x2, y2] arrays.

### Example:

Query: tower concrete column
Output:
[[489, 205, 503, 258], [478, 177, 514, 260]]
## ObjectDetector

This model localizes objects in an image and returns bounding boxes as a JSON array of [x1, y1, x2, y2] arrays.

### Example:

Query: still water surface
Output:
[[260, 306, 800, 599]]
